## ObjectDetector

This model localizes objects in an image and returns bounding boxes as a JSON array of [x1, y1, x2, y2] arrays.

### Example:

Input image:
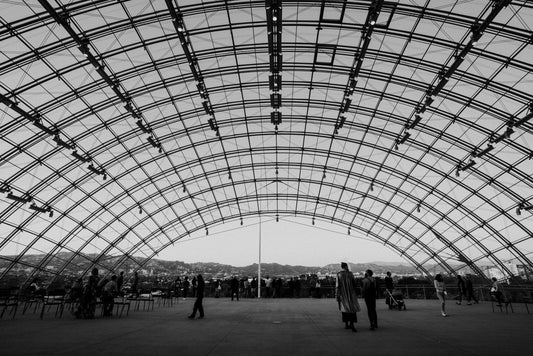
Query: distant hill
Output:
[[1, 251, 421, 278]]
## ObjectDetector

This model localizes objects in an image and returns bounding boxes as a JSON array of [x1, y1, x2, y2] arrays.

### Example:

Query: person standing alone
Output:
[[188, 274, 205, 319], [362, 269, 378, 330], [434, 274, 447, 317]]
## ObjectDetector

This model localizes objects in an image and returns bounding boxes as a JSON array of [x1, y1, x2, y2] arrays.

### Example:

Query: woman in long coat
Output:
[[336, 262, 360, 332]]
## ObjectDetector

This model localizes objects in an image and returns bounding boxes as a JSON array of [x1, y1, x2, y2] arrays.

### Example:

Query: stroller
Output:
[[386, 289, 406, 310]]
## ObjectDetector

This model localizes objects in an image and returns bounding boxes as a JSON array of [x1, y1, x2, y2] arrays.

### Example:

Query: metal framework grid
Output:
[[0, 0, 532, 284]]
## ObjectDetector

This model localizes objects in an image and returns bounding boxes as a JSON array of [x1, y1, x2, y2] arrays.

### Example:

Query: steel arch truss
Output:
[[1, 0, 532, 284]]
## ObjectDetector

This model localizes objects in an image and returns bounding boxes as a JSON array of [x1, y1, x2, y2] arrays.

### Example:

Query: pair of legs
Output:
[[364, 297, 378, 329], [102, 294, 114, 316], [466, 290, 478, 304], [492, 291, 504, 305], [231, 289, 239, 301], [188, 297, 204, 319], [437, 292, 446, 316], [342, 312, 357, 332]]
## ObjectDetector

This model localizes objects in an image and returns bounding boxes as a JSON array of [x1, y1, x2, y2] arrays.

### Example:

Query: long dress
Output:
[[336, 270, 360, 322]]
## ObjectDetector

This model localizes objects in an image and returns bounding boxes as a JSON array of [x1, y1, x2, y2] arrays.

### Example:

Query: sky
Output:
[[157, 215, 405, 267]]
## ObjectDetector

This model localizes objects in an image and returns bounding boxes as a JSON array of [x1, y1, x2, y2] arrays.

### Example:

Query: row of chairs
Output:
[[0, 288, 177, 320]]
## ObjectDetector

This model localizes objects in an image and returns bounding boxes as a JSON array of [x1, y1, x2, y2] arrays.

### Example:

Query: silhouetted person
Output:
[[456, 275, 466, 305], [188, 274, 205, 319], [336, 262, 360, 332], [491, 277, 505, 306], [76, 267, 99, 319], [362, 269, 378, 330], [117, 271, 124, 296], [251, 277, 258, 298], [182, 276, 190, 300], [294, 277, 301, 298], [102, 275, 117, 316], [174, 276, 182, 299], [192, 276, 197, 298], [214, 280, 222, 298], [70, 278, 83, 301], [434, 274, 447, 317], [288, 278, 295, 298], [465, 276, 478, 305], [384, 271, 393, 292], [384, 271, 394, 309], [131, 271, 139, 297], [231, 276, 239, 301], [265, 276, 273, 298], [274, 278, 282, 298]]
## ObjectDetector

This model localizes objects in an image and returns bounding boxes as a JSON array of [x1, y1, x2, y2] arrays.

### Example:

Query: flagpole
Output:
[[258, 215, 262, 299]]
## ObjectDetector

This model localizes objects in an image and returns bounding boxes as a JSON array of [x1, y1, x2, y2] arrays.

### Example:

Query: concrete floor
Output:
[[1, 297, 532, 355]]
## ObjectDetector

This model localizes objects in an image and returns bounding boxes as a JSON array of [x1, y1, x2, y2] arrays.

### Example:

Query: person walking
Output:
[[434, 274, 447, 317], [335, 262, 360, 332], [456, 275, 466, 305], [188, 274, 205, 319], [362, 269, 378, 330], [465, 276, 478, 305]]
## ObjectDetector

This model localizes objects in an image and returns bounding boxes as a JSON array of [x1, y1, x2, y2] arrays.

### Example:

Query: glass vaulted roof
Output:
[[1, 0, 532, 284]]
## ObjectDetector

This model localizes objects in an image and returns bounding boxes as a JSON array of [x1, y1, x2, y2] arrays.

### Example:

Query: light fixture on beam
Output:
[[270, 111, 282, 126], [341, 98, 352, 113], [88, 164, 106, 180], [512, 111, 532, 128], [29, 203, 53, 217], [490, 127, 514, 144], [7, 193, 32, 204], [473, 144, 494, 158], [409, 113, 423, 129], [136, 120, 151, 134], [53, 134, 74, 150], [399, 131, 411, 144], [147, 136, 161, 151], [33, 118, 56, 136], [459, 159, 476, 171], [0, 185, 12, 194], [72, 150, 91, 163]]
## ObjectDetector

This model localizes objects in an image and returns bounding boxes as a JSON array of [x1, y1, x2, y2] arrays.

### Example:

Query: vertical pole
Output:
[[258, 215, 262, 298]]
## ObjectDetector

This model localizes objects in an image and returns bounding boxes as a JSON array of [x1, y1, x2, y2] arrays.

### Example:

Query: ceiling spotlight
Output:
[[417, 205, 421, 213], [139, 207, 143, 215], [205, 228, 209, 236], [312, 218, 315, 225]]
